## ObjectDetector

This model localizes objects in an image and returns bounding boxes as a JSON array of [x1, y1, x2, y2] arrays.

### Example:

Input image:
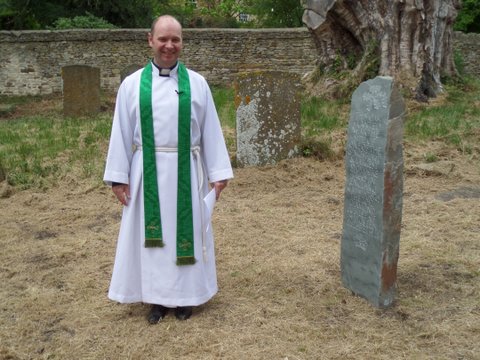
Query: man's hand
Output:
[[112, 184, 130, 206], [212, 180, 228, 200]]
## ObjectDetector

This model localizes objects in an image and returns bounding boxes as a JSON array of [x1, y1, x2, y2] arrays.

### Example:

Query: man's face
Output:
[[148, 18, 183, 68]]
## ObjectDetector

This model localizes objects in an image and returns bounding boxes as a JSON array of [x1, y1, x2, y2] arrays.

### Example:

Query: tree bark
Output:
[[302, 0, 461, 100]]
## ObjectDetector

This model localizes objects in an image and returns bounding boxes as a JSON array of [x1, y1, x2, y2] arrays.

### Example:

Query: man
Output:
[[104, 15, 233, 323]]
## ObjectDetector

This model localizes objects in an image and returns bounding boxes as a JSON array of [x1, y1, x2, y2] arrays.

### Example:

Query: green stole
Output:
[[139, 61, 195, 266]]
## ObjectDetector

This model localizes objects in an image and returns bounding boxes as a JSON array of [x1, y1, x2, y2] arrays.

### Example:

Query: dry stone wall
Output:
[[0, 28, 318, 96], [0, 29, 478, 96], [453, 31, 480, 77]]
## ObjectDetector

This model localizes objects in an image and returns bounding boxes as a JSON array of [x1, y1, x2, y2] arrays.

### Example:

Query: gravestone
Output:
[[62, 65, 100, 117], [120, 64, 143, 83], [235, 71, 301, 167], [341, 76, 405, 308]]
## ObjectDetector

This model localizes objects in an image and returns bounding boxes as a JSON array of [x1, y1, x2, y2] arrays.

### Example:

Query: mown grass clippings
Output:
[[0, 80, 479, 359], [1, 153, 479, 359]]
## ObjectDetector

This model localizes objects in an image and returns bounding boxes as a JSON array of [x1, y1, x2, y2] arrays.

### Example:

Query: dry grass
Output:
[[1, 134, 479, 359]]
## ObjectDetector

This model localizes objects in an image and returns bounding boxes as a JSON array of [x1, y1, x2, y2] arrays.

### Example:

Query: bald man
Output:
[[104, 15, 233, 323]]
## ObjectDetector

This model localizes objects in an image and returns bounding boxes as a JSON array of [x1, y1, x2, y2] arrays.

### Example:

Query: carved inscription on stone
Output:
[[341, 76, 405, 308]]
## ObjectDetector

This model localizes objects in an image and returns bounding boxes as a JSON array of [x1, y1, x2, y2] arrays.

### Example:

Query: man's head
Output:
[[148, 15, 183, 68]]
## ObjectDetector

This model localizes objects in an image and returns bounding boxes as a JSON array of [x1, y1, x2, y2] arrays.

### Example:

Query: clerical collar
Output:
[[152, 60, 177, 77]]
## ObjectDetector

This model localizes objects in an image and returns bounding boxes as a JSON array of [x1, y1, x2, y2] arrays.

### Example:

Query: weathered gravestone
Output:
[[235, 71, 301, 167], [341, 76, 405, 308], [62, 65, 100, 117], [120, 64, 143, 83]]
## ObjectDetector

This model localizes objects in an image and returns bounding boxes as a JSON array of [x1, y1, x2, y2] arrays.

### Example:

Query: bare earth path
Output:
[[1, 149, 479, 359]]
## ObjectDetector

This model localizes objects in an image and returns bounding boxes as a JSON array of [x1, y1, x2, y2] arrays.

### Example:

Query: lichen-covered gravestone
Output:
[[235, 71, 301, 167], [62, 65, 100, 117], [341, 76, 405, 308]]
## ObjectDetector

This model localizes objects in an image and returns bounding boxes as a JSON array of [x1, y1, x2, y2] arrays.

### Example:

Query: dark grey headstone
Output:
[[120, 64, 143, 83], [235, 71, 302, 167], [62, 65, 100, 117], [341, 76, 405, 308]]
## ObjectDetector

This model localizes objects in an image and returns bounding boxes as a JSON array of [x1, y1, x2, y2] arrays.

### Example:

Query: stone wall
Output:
[[453, 31, 480, 77], [0, 28, 318, 96], [0, 29, 478, 96]]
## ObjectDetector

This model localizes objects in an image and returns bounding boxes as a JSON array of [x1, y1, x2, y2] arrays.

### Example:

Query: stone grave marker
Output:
[[341, 76, 405, 308], [120, 64, 143, 83], [235, 71, 301, 167], [62, 65, 100, 117]]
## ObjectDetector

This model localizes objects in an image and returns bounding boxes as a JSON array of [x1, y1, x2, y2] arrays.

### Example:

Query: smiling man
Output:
[[148, 16, 183, 69], [104, 15, 233, 324]]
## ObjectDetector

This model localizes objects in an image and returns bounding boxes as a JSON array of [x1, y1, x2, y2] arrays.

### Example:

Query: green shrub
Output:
[[51, 12, 116, 29]]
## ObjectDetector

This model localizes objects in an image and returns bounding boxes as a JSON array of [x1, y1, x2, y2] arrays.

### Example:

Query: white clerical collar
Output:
[[151, 60, 178, 77]]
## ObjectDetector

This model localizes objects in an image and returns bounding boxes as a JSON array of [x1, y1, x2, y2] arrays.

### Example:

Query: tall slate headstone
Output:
[[235, 71, 301, 167], [62, 65, 101, 117], [341, 76, 405, 308]]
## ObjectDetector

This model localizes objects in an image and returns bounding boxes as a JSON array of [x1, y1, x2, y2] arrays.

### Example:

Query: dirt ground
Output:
[[0, 141, 479, 359]]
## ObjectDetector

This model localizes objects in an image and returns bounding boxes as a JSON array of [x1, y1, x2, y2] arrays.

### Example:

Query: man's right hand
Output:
[[112, 183, 130, 206]]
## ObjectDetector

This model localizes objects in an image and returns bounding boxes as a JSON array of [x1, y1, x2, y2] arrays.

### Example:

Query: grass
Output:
[[212, 86, 236, 129], [0, 80, 479, 360], [1, 147, 478, 359], [405, 77, 480, 154], [300, 96, 349, 160], [301, 96, 348, 135], [0, 77, 479, 191], [0, 112, 112, 190]]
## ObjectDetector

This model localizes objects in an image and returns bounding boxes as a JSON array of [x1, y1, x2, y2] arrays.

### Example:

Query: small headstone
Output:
[[341, 76, 405, 308], [235, 71, 301, 167], [120, 64, 143, 83], [62, 65, 100, 117]]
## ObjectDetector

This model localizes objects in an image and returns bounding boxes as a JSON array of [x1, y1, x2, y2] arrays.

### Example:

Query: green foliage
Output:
[[0, 0, 43, 29], [423, 152, 438, 163], [454, 0, 480, 33], [50, 12, 116, 29], [1, 0, 155, 30], [300, 138, 335, 160], [361, 40, 381, 81], [245, 0, 304, 27], [300, 96, 348, 160], [1, 77, 478, 190], [0, 0, 308, 29], [196, 0, 243, 27], [211, 86, 236, 128], [453, 50, 465, 76], [405, 77, 480, 152], [91, 0, 155, 28], [0, 109, 112, 189], [302, 96, 346, 135]]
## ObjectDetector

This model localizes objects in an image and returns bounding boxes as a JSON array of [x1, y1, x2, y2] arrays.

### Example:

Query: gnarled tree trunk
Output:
[[302, 0, 461, 100]]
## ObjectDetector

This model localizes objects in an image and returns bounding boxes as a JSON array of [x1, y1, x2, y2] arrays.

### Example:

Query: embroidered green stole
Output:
[[139, 61, 195, 265]]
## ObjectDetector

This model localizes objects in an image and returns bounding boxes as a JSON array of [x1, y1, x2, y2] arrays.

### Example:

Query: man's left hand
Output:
[[212, 180, 228, 200]]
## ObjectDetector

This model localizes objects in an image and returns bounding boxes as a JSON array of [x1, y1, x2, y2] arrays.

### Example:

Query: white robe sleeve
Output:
[[103, 79, 137, 186], [200, 81, 234, 183]]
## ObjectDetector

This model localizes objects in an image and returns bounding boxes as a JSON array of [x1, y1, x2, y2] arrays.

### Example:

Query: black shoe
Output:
[[174, 306, 193, 320], [148, 305, 169, 324]]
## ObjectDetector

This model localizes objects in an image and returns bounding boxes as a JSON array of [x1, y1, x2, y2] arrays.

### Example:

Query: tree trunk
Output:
[[302, 0, 461, 100]]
